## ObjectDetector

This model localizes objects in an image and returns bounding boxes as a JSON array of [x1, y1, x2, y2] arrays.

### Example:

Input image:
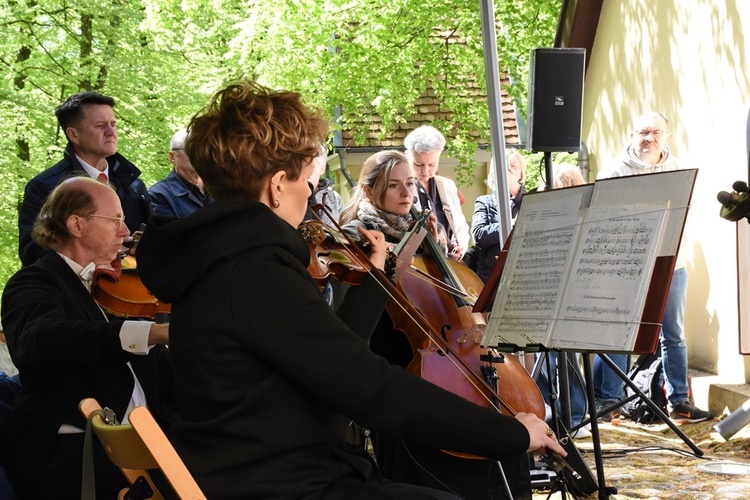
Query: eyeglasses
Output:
[[635, 129, 664, 138], [171, 148, 184, 151], [87, 214, 126, 228]]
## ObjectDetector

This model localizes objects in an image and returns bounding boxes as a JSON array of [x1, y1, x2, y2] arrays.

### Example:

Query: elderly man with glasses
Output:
[[149, 129, 214, 218], [0, 177, 175, 499], [593, 111, 713, 425]]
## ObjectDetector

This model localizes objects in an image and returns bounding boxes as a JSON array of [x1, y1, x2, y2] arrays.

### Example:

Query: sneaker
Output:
[[571, 424, 591, 439], [595, 398, 621, 423], [670, 402, 714, 423]]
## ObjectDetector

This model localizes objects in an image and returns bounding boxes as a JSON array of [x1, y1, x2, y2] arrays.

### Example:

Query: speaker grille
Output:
[[528, 48, 585, 152]]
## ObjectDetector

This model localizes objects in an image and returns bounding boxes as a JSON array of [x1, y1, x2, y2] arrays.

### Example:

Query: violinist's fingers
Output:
[[357, 226, 387, 270], [515, 412, 567, 456]]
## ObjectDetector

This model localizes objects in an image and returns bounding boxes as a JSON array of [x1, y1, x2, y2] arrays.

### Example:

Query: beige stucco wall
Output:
[[583, 0, 750, 381]]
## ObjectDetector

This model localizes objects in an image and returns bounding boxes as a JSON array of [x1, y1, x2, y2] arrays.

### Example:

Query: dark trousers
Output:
[[7, 432, 126, 500], [375, 437, 531, 500]]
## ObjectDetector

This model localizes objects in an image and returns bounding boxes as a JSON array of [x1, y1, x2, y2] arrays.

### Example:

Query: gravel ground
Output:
[[532, 416, 750, 499]]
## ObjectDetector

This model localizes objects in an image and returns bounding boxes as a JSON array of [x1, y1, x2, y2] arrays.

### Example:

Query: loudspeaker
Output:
[[527, 48, 585, 152]]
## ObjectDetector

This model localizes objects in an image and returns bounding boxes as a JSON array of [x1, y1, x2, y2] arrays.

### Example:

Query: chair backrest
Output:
[[79, 398, 205, 500]]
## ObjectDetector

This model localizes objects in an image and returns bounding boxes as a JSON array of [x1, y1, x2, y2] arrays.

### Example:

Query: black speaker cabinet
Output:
[[527, 48, 585, 152]]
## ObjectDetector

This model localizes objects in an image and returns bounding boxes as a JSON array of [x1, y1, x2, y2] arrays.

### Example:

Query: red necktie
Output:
[[97, 172, 108, 184]]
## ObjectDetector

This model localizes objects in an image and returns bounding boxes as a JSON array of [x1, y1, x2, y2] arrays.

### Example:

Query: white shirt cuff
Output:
[[120, 321, 154, 354]]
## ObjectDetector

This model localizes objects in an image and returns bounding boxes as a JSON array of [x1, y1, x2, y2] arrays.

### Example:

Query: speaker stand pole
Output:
[[544, 152, 554, 189]]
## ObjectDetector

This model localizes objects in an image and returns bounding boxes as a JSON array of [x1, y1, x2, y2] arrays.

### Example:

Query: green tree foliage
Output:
[[0, 0, 560, 289]]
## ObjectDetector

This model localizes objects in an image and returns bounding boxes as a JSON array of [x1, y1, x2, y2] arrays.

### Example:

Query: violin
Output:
[[93, 263, 171, 320], [717, 180, 750, 222], [92, 229, 171, 321]]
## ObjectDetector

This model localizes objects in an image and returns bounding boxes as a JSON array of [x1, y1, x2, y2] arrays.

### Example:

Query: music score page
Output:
[[483, 185, 668, 352]]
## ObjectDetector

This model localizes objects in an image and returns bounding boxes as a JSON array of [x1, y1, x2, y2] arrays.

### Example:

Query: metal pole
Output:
[[479, 0, 512, 244]]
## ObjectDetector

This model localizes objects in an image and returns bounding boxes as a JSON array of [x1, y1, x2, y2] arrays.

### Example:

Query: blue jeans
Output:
[[594, 268, 689, 405], [593, 353, 629, 401], [537, 352, 588, 427], [660, 267, 689, 405]]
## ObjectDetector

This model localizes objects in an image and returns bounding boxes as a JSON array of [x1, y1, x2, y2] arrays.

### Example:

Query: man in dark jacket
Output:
[[18, 91, 152, 266], [149, 129, 213, 218]]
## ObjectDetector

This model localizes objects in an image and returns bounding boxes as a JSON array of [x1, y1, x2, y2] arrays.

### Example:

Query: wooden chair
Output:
[[79, 398, 205, 499]]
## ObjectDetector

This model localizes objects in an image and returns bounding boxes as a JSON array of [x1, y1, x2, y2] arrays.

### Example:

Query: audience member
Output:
[[0, 177, 174, 499], [471, 149, 528, 283], [149, 129, 214, 218], [405, 126, 470, 260], [136, 81, 563, 499], [594, 111, 712, 424], [18, 91, 152, 266], [306, 145, 344, 226], [554, 164, 586, 187]]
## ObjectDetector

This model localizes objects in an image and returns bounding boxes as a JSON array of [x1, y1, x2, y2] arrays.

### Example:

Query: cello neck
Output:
[[409, 206, 470, 307]]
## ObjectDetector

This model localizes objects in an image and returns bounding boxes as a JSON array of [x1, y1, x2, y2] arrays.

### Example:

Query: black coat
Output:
[[471, 194, 501, 283], [470, 188, 525, 284], [18, 143, 152, 266], [0, 252, 175, 498], [136, 200, 530, 499]]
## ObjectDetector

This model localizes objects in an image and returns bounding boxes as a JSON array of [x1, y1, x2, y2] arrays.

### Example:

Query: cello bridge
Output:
[[457, 323, 485, 344]]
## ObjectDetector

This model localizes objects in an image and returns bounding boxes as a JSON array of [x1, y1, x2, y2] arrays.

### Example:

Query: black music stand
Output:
[[532, 346, 592, 499]]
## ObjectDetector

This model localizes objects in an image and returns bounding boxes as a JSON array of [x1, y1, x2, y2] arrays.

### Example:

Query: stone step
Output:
[[689, 368, 750, 418]]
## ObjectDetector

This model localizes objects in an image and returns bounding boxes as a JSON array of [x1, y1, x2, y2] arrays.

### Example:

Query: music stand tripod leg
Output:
[[582, 353, 615, 500], [598, 353, 703, 456], [536, 349, 576, 499], [558, 351, 573, 430]]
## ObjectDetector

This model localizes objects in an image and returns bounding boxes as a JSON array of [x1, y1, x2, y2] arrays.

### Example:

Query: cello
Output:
[[300, 210, 577, 477], [392, 208, 547, 424]]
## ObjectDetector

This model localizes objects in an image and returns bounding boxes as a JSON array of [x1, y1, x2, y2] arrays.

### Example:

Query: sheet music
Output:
[[483, 186, 591, 348], [590, 170, 694, 256], [481, 169, 696, 353], [553, 204, 667, 351]]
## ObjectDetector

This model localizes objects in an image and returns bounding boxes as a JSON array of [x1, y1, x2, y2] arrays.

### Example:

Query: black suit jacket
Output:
[[18, 143, 152, 266], [0, 251, 174, 493]]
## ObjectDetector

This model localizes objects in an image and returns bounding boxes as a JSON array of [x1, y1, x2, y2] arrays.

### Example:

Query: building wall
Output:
[[583, 0, 750, 380]]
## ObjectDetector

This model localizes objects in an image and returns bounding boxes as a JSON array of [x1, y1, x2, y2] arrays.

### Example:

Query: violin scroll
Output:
[[299, 220, 371, 286], [718, 180, 750, 222]]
